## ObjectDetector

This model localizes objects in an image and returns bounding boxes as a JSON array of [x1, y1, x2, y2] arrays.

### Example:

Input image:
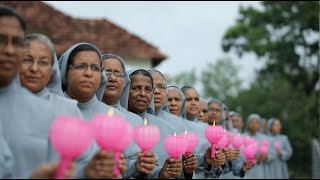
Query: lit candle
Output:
[[133, 119, 160, 153], [205, 120, 224, 158], [91, 109, 133, 177], [181, 129, 198, 156], [164, 133, 187, 159]]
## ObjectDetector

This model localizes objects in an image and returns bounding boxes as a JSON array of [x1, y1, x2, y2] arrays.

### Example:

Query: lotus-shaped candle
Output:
[[243, 144, 258, 164], [274, 141, 281, 151], [217, 132, 228, 150], [133, 118, 160, 153], [231, 134, 243, 149], [164, 133, 188, 159], [91, 109, 133, 177], [205, 121, 224, 158], [50, 115, 93, 179], [181, 130, 198, 156], [259, 140, 269, 156]]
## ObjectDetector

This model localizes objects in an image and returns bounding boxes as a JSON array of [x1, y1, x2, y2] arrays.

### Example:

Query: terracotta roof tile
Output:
[[1, 1, 167, 66]]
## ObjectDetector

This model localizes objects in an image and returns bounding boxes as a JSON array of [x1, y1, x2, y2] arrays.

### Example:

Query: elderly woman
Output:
[[198, 100, 209, 124], [267, 118, 292, 179], [101, 54, 157, 178], [59, 43, 130, 178], [0, 6, 74, 178], [168, 86, 228, 179], [122, 69, 183, 179], [149, 69, 199, 178]]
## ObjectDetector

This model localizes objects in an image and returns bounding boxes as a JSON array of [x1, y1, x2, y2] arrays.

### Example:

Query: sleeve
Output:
[[266, 138, 276, 163], [232, 153, 246, 178], [280, 136, 293, 161], [0, 137, 14, 179]]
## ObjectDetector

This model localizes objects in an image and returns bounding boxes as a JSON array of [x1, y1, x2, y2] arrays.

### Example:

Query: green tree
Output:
[[165, 68, 197, 88], [222, 1, 319, 178], [201, 57, 242, 101], [222, 1, 319, 96], [228, 74, 318, 179]]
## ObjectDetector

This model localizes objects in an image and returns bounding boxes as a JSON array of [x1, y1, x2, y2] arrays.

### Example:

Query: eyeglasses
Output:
[[68, 63, 103, 73], [208, 108, 222, 113], [201, 109, 209, 113], [130, 85, 153, 94], [105, 70, 125, 78], [22, 57, 51, 68], [0, 34, 24, 52], [155, 84, 167, 91]]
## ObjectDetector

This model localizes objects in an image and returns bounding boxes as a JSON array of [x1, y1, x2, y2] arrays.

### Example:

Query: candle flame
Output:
[[144, 118, 148, 126], [213, 120, 216, 126], [184, 129, 187, 134], [174, 132, 177, 136], [107, 108, 114, 117]]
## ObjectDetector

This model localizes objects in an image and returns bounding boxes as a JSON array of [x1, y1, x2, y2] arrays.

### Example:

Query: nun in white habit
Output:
[[59, 43, 138, 178]]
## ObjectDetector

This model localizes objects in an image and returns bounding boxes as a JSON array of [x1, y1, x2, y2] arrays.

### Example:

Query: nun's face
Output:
[[168, 88, 183, 116], [208, 102, 222, 125], [66, 50, 102, 102], [128, 73, 153, 114], [0, 16, 25, 88], [19, 40, 52, 93], [198, 101, 209, 123], [184, 88, 200, 119], [103, 58, 125, 104], [152, 73, 167, 112], [231, 115, 240, 129], [271, 119, 281, 134], [248, 118, 259, 133]]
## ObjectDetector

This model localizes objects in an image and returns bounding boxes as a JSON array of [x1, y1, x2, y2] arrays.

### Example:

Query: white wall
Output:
[[123, 57, 152, 70]]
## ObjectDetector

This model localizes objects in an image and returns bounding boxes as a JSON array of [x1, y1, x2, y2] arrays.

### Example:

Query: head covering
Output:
[[167, 85, 187, 118], [120, 69, 155, 115], [23, 33, 63, 96], [245, 113, 262, 132], [148, 69, 169, 113], [267, 117, 276, 135], [101, 54, 130, 109], [208, 99, 225, 127], [58, 43, 106, 101]]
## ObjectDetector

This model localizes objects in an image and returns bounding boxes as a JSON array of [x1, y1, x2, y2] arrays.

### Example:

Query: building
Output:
[[1, 1, 167, 68]]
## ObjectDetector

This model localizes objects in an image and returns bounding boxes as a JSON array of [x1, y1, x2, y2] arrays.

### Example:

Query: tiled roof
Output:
[[1, 1, 167, 66]]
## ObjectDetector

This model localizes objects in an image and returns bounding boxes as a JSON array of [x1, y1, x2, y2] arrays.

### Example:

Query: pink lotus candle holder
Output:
[[181, 130, 198, 156], [274, 141, 281, 151], [243, 144, 258, 164], [205, 121, 224, 158], [164, 133, 188, 159], [91, 109, 133, 177], [231, 134, 243, 149], [49, 115, 93, 179], [259, 140, 269, 156], [133, 118, 160, 153]]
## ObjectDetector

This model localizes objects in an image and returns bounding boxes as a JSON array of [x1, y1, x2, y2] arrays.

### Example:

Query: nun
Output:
[[267, 118, 292, 179], [149, 69, 199, 178], [243, 114, 276, 179], [169, 86, 226, 179], [0, 6, 75, 178], [123, 69, 183, 179], [198, 100, 209, 124], [207, 99, 247, 179], [101, 54, 157, 178], [261, 118, 268, 135], [58, 43, 129, 178]]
